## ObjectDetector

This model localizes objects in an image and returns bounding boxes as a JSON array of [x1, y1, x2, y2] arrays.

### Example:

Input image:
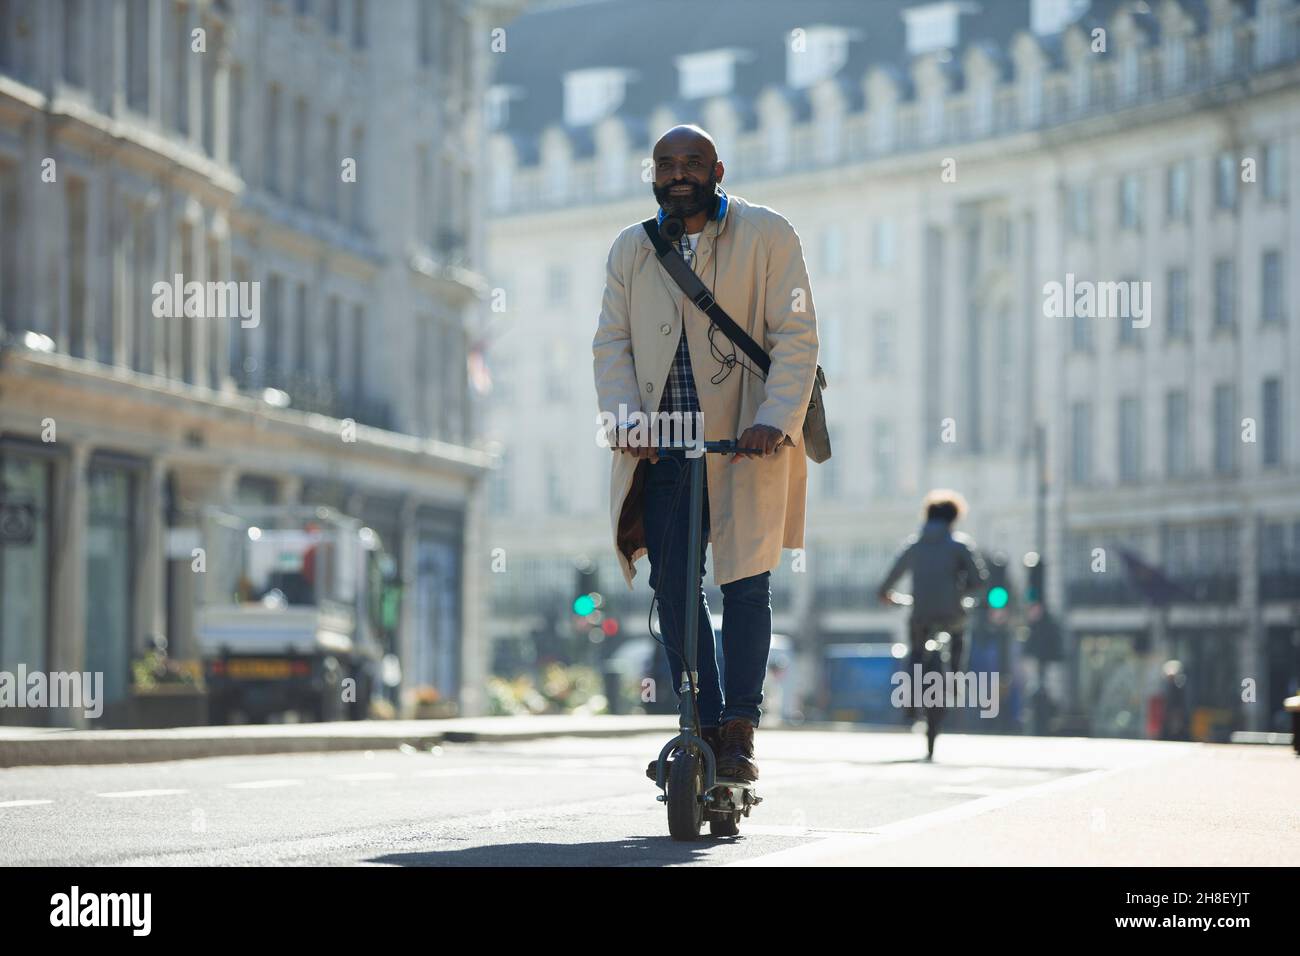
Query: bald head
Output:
[[653, 124, 718, 167]]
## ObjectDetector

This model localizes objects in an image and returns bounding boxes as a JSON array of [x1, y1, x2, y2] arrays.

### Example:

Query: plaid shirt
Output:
[[658, 232, 702, 418]]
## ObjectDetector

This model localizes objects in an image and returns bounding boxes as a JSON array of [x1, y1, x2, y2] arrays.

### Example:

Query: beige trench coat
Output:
[[592, 193, 820, 588]]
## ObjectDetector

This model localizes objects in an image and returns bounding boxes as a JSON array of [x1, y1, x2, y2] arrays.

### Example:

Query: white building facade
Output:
[[484, 0, 1300, 737], [0, 0, 519, 725]]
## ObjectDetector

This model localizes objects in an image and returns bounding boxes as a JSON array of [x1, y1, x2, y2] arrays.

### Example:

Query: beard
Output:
[[653, 171, 719, 219]]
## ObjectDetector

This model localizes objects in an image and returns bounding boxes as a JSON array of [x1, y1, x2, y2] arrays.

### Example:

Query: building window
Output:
[[292, 97, 308, 206], [546, 265, 569, 307], [1215, 150, 1238, 210], [1118, 395, 1141, 483], [264, 84, 281, 195], [173, 7, 189, 134], [871, 219, 896, 268], [295, 283, 309, 375], [1213, 258, 1236, 329], [872, 420, 894, 497], [1213, 383, 1237, 475], [418, 0, 436, 66], [1118, 276, 1142, 347], [126, 0, 151, 111], [871, 312, 893, 374], [323, 113, 339, 217], [1165, 390, 1189, 477], [1165, 160, 1189, 222], [489, 450, 511, 513], [1262, 141, 1285, 201], [351, 0, 366, 49], [1166, 267, 1188, 338], [1067, 183, 1091, 238], [1118, 173, 1142, 231], [1070, 400, 1092, 485], [266, 273, 283, 374], [63, 0, 85, 86], [350, 303, 364, 401], [820, 226, 843, 276], [1071, 311, 1092, 352], [1261, 249, 1283, 325], [349, 125, 365, 231], [1262, 377, 1282, 468]]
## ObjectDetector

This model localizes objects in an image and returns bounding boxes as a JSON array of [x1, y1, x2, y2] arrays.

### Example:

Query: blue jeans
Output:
[[641, 455, 772, 728]]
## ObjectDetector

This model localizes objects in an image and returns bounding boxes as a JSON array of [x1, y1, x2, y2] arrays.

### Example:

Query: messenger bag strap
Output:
[[641, 218, 771, 377]]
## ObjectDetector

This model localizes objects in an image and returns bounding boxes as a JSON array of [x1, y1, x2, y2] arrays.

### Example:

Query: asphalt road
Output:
[[0, 728, 1291, 866]]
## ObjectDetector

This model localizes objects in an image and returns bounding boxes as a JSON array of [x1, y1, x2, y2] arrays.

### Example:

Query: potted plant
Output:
[[129, 635, 208, 728]]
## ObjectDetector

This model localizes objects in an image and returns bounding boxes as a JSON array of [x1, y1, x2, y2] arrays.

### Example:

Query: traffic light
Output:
[[983, 552, 1012, 623], [571, 558, 604, 640], [1022, 552, 1062, 660]]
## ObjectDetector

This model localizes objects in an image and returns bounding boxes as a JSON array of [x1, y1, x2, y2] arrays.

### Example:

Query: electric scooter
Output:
[[650, 438, 763, 840]]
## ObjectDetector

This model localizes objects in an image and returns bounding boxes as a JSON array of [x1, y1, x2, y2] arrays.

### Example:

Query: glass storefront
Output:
[[84, 464, 136, 710], [0, 453, 52, 726], [1076, 631, 1147, 738]]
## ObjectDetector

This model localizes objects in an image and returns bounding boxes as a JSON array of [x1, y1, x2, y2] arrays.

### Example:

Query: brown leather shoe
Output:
[[716, 718, 758, 782], [646, 727, 720, 782]]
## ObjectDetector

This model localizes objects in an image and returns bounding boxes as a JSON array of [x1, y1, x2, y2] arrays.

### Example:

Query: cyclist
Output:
[[877, 490, 987, 720]]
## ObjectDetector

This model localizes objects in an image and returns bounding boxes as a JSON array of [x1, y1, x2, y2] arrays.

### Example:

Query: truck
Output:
[[195, 505, 401, 724]]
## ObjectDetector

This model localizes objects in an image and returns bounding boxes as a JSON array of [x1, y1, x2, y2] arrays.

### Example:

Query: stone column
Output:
[[150, 186, 171, 377], [210, 211, 233, 392], [397, 496, 419, 717], [48, 443, 91, 729], [212, 41, 232, 167], [459, 478, 486, 717], [1240, 515, 1263, 731], [191, 203, 209, 389], [133, 458, 168, 655]]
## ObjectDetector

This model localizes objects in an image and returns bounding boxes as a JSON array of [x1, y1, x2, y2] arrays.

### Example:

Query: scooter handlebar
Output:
[[653, 439, 765, 455]]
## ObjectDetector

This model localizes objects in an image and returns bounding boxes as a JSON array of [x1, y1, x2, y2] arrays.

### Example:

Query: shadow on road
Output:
[[368, 835, 764, 867]]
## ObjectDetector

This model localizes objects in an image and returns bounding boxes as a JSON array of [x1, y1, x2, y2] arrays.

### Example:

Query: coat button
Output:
[[661, 323, 672, 334], [645, 382, 654, 393]]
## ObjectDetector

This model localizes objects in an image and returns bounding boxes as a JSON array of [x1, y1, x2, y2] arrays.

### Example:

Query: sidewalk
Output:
[[0, 714, 678, 768]]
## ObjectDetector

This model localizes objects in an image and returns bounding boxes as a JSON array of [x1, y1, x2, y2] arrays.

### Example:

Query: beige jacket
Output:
[[592, 193, 820, 588]]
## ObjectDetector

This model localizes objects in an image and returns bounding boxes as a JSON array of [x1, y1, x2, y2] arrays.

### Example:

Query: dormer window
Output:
[[787, 25, 853, 89], [563, 68, 631, 126], [902, 1, 979, 56], [676, 48, 749, 100], [1030, 0, 1090, 36], [486, 85, 519, 131]]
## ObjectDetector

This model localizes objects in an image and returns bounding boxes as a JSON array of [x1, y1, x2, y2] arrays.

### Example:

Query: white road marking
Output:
[[227, 779, 305, 790], [97, 789, 189, 799], [727, 767, 1121, 866], [0, 799, 53, 808], [329, 772, 397, 782]]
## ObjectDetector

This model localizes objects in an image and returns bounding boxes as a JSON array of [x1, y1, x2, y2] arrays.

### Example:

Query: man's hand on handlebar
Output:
[[731, 424, 784, 462], [610, 423, 659, 463]]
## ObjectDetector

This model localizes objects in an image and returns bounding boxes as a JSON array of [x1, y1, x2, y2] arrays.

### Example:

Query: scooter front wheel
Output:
[[666, 750, 704, 841]]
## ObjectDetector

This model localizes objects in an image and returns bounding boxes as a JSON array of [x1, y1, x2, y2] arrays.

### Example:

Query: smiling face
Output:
[[651, 127, 724, 222]]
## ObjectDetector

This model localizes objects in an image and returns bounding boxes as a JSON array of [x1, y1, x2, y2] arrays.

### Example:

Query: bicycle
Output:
[[881, 591, 973, 760]]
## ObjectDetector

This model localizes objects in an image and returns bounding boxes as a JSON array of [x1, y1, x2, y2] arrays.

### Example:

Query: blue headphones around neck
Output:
[[657, 186, 728, 226]]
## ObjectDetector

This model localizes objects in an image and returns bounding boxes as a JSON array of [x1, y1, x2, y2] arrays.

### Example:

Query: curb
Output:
[[0, 718, 679, 769]]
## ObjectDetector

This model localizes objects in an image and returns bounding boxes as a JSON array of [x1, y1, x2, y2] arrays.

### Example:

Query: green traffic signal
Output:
[[573, 594, 595, 615], [988, 586, 1009, 609]]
